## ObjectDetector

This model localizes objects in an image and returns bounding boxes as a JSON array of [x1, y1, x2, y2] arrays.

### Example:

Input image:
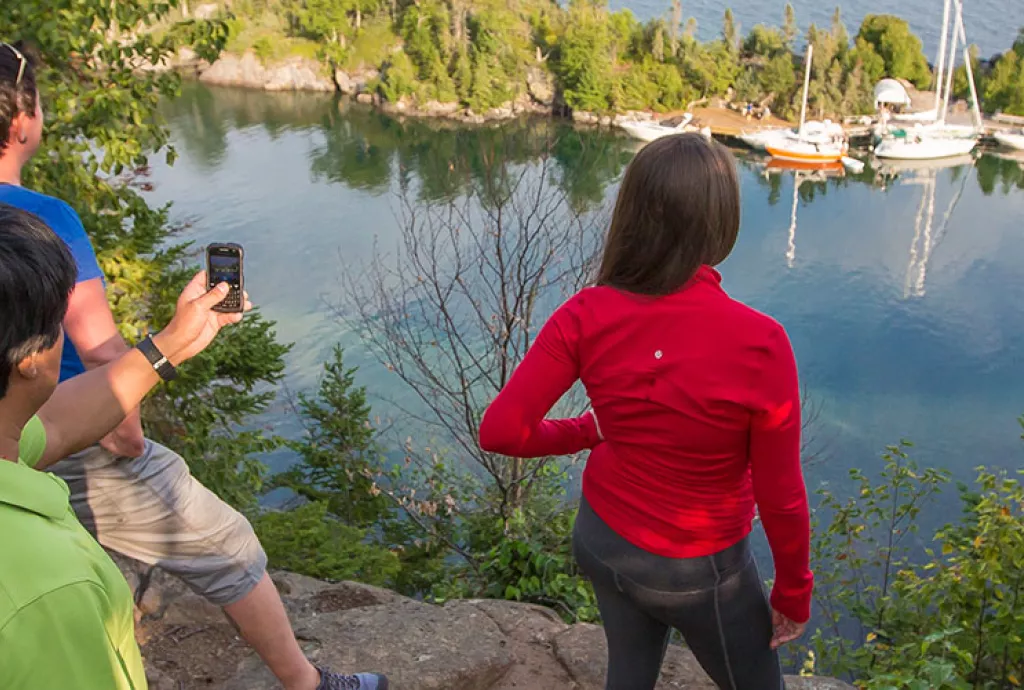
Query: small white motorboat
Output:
[[619, 113, 695, 142], [994, 129, 1024, 150], [841, 156, 866, 174]]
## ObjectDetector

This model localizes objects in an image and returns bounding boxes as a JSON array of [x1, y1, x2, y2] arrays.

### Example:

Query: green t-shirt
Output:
[[0, 416, 147, 689]]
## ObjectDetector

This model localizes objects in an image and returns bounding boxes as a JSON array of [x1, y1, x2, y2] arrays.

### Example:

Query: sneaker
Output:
[[315, 666, 389, 690]]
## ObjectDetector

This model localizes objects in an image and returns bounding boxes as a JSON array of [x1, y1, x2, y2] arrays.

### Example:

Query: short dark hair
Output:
[[0, 203, 76, 398], [596, 134, 741, 296], [0, 40, 39, 156]]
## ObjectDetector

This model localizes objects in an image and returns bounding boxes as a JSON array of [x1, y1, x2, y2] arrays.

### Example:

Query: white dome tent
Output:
[[874, 79, 913, 110]]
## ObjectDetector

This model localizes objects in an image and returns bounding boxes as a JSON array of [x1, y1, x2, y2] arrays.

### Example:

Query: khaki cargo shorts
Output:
[[48, 440, 268, 606]]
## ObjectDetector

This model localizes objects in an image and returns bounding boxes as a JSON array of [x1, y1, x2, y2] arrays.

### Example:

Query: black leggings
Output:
[[572, 497, 784, 690]]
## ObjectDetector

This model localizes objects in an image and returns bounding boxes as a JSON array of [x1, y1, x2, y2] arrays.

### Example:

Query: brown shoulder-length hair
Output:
[[596, 133, 740, 296]]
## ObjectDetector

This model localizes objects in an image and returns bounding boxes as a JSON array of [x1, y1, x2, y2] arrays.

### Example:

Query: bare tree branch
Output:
[[334, 140, 606, 523]]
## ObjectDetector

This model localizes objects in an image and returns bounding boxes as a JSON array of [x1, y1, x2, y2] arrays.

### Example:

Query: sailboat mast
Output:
[[939, 6, 959, 125], [952, 0, 984, 130], [799, 44, 813, 133], [933, 0, 952, 113]]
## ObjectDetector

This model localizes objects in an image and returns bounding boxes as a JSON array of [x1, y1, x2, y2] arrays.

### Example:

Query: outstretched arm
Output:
[[479, 301, 600, 458], [34, 273, 244, 469], [36, 331, 172, 469]]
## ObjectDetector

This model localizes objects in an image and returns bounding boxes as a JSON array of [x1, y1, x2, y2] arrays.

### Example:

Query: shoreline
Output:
[[152, 48, 798, 131], [155, 48, 562, 125], [155, 49, 1015, 150]]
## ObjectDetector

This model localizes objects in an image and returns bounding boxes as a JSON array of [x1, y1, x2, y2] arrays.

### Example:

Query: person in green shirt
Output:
[[0, 203, 253, 689]]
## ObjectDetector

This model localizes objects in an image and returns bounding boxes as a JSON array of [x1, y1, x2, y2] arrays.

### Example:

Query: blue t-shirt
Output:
[[0, 185, 104, 381]]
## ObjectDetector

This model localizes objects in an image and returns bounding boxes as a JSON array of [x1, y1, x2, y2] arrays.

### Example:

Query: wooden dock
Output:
[[685, 106, 1021, 147]]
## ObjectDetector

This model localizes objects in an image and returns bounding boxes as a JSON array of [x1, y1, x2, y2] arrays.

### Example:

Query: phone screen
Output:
[[209, 253, 241, 288]]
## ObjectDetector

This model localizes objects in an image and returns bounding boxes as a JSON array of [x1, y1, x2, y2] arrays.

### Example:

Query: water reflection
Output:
[[753, 161, 848, 269], [977, 151, 1024, 195], [161, 81, 1024, 209], [151, 84, 1024, 489], [163, 81, 635, 209]]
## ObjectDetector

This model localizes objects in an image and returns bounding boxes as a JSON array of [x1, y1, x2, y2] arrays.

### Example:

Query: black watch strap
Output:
[[137, 335, 177, 382]]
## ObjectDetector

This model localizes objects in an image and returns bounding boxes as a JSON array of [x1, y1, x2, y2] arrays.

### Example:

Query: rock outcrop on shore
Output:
[[148, 48, 717, 128], [152, 49, 569, 124], [198, 52, 336, 92], [122, 558, 853, 690]]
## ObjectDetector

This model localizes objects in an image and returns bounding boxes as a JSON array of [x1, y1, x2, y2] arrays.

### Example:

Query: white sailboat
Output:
[[765, 45, 849, 165], [875, 0, 982, 160], [874, 128, 978, 160]]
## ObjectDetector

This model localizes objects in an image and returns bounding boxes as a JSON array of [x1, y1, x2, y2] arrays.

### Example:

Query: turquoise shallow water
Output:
[[147, 84, 1024, 505]]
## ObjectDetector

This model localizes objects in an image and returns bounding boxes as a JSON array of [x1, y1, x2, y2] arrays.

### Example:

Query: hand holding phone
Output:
[[205, 242, 244, 313]]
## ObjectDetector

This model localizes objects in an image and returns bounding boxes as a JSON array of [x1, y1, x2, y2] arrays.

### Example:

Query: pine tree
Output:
[[469, 53, 496, 111], [653, 25, 666, 62], [783, 3, 798, 48], [831, 6, 849, 54], [723, 8, 738, 54], [685, 16, 697, 41], [670, 0, 682, 57], [453, 48, 473, 103]]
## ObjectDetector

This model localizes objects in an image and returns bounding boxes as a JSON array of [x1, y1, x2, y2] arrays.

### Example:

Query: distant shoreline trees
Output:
[[211, 1, 1024, 118]]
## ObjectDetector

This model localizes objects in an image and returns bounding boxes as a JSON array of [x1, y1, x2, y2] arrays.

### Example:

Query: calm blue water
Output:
[[147, 84, 1024, 505], [614, 0, 1019, 59]]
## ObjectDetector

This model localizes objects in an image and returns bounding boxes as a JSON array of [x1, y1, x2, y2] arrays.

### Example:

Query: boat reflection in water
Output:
[[765, 158, 847, 175], [873, 154, 976, 298], [761, 158, 847, 269]]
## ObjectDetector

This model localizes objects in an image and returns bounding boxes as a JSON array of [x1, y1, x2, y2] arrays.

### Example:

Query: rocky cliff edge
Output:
[[121, 560, 852, 690]]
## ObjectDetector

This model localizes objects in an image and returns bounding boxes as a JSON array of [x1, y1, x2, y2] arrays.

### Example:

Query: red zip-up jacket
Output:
[[479, 266, 813, 623]]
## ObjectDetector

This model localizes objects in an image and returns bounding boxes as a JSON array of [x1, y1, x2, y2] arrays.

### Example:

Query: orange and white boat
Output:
[[765, 129, 848, 164], [764, 45, 848, 166]]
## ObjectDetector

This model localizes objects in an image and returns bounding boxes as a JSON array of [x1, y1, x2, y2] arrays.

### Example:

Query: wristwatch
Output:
[[136, 335, 178, 382]]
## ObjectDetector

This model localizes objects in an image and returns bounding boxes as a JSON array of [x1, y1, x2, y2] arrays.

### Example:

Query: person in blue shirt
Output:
[[0, 41, 387, 690]]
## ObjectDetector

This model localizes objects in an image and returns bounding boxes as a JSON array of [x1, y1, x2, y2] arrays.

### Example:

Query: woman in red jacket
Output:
[[479, 134, 812, 690]]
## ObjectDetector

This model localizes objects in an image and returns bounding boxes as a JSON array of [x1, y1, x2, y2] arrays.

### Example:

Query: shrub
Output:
[[252, 35, 275, 62], [255, 502, 401, 584], [803, 432, 1024, 688]]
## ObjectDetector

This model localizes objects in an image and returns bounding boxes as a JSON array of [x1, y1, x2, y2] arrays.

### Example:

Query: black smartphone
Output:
[[205, 242, 244, 313]]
